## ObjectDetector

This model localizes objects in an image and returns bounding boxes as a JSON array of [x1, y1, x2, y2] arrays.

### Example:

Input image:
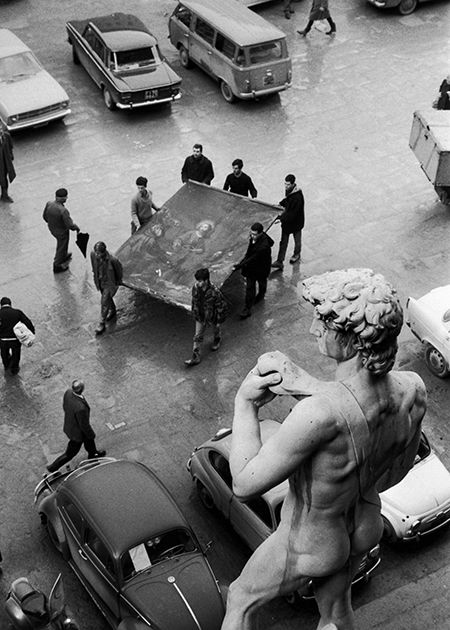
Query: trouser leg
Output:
[[257, 278, 267, 299], [327, 17, 336, 32], [100, 289, 115, 323], [293, 230, 302, 257], [47, 440, 82, 472], [9, 340, 21, 372], [0, 341, 11, 369], [277, 230, 290, 263], [301, 20, 314, 34], [83, 437, 98, 458], [54, 231, 70, 267], [193, 320, 206, 352], [245, 277, 257, 311]]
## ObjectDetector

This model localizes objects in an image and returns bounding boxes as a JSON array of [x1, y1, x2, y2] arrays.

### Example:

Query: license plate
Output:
[[145, 89, 159, 100], [263, 74, 274, 86]]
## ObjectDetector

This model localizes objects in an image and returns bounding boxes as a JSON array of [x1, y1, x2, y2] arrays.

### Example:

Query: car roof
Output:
[[0, 29, 30, 57], [88, 14, 157, 51], [415, 285, 450, 319], [177, 0, 286, 47], [202, 420, 289, 506], [60, 460, 188, 553]]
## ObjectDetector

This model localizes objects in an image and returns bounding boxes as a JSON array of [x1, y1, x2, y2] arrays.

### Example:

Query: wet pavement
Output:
[[1, 0, 450, 628]]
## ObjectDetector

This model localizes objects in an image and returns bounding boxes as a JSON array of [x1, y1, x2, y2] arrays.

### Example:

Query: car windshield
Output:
[[248, 41, 283, 65], [0, 52, 41, 82], [121, 529, 197, 580], [114, 46, 160, 71]]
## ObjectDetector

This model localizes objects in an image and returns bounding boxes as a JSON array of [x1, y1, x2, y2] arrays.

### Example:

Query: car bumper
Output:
[[116, 93, 182, 109], [238, 82, 292, 100], [403, 514, 450, 541], [366, 0, 397, 7], [5, 108, 70, 132]]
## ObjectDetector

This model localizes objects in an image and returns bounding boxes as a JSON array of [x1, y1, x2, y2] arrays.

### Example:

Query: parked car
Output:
[[168, 0, 292, 103], [66, 13, 182, 110], [366, 0, 434, 15], [187, 421, 380, 601], [406, 284, 450, 377], [0, 28, 70, 131], [35, 457, 225, 630], [381, 431, 450, 542]]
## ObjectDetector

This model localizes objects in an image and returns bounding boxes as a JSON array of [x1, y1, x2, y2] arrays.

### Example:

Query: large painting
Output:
[[115, 181, 280, 309]]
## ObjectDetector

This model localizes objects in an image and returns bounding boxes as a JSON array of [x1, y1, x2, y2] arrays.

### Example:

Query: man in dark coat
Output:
[[234, 222, 274, 319], [272, 174, 305, 271], [0, 296, 35, 375], [181, 143, 214, 185], [90, 241, 123, 335], [223, 159, 257, 198], [0, 122, 16, 203], [298, 0, 336, 36], [43, 188, 80, 273], [46, 380, 106, 472]]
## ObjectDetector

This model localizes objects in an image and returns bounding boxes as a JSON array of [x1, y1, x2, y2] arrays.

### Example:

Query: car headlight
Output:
[[121, 93, 132, 103], [60, 101, 70, 109]]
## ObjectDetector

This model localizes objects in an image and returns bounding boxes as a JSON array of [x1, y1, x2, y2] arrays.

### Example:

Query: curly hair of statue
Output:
[[303, 268, 403, 376]]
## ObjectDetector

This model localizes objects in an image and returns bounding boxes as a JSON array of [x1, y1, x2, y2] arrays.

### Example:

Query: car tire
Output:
[[220, 80, 236, 104], [72, 46, 80, 65], [382, 517, 398, 544], [398, 0, 418, 14], [425, 345, 449, 378], [179, 46, 192, 69], [196, 481, 215, 510], [103, 87, 116, 111]]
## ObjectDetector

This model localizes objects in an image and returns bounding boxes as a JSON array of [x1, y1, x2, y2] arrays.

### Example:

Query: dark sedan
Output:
[[35, 457, 224, 630]]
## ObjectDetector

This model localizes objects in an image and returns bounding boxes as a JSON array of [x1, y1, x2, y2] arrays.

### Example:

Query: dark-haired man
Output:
[[43, 188, 80, 273], [223, 159, 257, 198], [131, 175, 161, 234], [0, 296, 34, 375], [181, 144, 214, 185], [90, 242, 123, 335], [47, 379, 106, 472], [233, 222, 273, 319], [272, 174, 304, 270]]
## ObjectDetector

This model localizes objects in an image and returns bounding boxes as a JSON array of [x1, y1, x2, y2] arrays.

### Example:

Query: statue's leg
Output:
[[221, 530, 309, 630], [313, 554, 364, 630]]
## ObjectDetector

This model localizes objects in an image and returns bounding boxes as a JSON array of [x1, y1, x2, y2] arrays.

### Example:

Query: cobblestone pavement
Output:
[[0, 0, 449, 628]]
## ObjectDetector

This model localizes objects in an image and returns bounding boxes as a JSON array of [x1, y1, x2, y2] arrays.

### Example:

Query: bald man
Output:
[[47, 380, 106, 472]]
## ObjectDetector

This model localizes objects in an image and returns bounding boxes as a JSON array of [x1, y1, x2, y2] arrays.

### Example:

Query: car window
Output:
[[0, 52, 41, 82], [209, 451, 233, 488], [115, 47, 159, 71], [248, 41, 282, 65], [215, 33, 236, 61], [236, 48, 246, 67], [60, 501, 84, 537], [85, 528, 115, 574], [121, 529, 197, 580], [245, 497, 272, 528], [91, 37, 106, 63], [194, 19, 215, 46], [175, 5, 192, 28], [84, 26, 96, 48]]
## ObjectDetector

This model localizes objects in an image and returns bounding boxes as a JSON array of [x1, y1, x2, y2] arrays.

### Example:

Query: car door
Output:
[[59, 500, 120, 620], [207, 450, 234, 517], [189, 17, 216, 77], [229, 495, 272, 551], [80, 26, 105, 87]]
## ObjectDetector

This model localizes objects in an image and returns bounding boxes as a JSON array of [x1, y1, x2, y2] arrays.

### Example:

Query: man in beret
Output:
[[43, 188, 80, 273]]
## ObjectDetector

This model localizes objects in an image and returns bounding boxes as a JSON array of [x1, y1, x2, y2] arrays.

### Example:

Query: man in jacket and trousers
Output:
[[47, 380, 105, 472], [43, 188, 80, 273], [0, 296, 35, 375], [91, 241, 123, 335], [272, 174, 305, 271], [234, 222, 274, 319]]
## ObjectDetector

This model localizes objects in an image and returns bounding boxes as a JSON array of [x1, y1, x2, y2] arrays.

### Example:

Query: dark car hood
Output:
[[122, 554, 224, 630]]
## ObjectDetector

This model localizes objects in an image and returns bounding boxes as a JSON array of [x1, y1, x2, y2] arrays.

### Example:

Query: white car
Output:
[[0, 29, 70, 131], [406, 284, 450, 377]]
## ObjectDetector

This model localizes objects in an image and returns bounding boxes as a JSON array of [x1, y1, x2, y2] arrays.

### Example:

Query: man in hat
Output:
[[0, 122, 15, 203], [0, 297, 35, 375], [46, 379, 106, 472], [43, 188, 80, 273], [131, 176, 161, 235], [90, 241, 123, 335]]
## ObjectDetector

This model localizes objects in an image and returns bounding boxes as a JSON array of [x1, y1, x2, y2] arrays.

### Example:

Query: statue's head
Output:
[[302, 268, 403, 376]]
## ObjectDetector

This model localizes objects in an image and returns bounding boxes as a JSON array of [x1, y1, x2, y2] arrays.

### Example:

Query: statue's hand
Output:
[[258, 351, 324, 397], [236, 365, 282, 409]]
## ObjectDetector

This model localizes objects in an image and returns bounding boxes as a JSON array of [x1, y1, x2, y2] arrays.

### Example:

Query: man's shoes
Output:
[[289, 254, 301, 264], [326, 29, 336, 35], [1, 194, 13, 203], [95, 322, 106, 335], [240, 309, 252, 319], [185, 351, 201, 366], [53, 264, 69, 273], [89, 450, 106, 459], [254, 293, 265, 304], [211, 337, 221, 351], [10, 367, 20, 375], [297, 30, 308, 36], [284, 11, 290, 19], [105, 310, 117, 322], [271, 261, 283, 270]]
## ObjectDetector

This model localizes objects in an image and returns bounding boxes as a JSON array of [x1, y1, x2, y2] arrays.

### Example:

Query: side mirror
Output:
[[204, 540, 213, 554]]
